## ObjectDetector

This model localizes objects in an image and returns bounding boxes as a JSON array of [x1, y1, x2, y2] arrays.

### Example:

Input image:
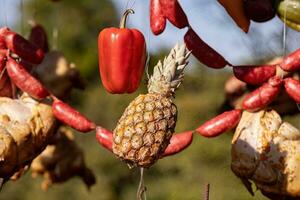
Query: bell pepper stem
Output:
[[120, 9, 135, 28]]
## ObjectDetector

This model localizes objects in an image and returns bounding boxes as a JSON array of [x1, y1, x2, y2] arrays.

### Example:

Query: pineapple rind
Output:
[[113, 94, 177, 168]]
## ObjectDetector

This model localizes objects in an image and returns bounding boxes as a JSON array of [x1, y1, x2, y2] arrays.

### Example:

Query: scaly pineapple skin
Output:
[[113, 93, 177, 168]]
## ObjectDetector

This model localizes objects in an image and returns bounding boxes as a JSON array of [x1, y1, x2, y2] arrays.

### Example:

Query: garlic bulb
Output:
[[231, 109, 300, 198]]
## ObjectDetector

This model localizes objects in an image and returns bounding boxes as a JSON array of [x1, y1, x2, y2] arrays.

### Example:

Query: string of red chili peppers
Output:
[[148, 0, 300, 138], [149, 0, 300, 138], [1, 0, 298, 161]]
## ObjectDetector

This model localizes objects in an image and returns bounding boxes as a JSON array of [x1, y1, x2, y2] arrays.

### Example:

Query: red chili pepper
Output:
[[162, 131, 193, 157], [233, 65, 276, 85], [0, 27, 44, 64], [218, 0, 250, 33], [95, 127, 194, 158], [196, 109, 242, 138], [244, 0, 276, 23], [0, 50, 8, 89], [184, 28, 229, 69], [150, 0, 166, 35], [0, 35, 6, 50], [29, 23, 49, 53], [0, 50, 6, 69], [98, 9, 146, 94], [280, 48, 300, 72], [242, 76, 282, 112], [52, 98, 96, 133], [0, 27, 7, 49], [284, 78, 300, 104], [6, 56, 49, 99], [159, 0, 189, 29], [95, 126, 113, 152], [0, 78, 12, 98]]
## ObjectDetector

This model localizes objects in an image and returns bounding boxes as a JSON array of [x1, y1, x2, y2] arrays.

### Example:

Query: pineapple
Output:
[[113, 44, 191, 168]]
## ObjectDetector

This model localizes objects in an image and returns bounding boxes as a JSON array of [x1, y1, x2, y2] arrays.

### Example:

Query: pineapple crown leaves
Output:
[[148, 43, 191, 97]]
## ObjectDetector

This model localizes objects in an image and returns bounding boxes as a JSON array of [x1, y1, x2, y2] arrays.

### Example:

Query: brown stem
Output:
[[204, 183, 210, 200], [120, 9, 135, 29]]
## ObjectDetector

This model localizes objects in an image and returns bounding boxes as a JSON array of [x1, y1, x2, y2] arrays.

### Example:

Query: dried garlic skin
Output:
[[231, 109, 300, 198], [31, 127, 95, 190], [34, 51, 85, 99], [0, 95, 56, 179]]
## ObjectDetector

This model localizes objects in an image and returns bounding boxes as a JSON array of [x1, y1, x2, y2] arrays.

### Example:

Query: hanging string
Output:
[[32, 0, 38, 21], [124, 0, 131, 11], [136, 168, 147, 200], [20, 0, 24, 35], [28, 0, 38, 29], [145, 0, 151, 81], [53, 28, 58, 50], [4, 0, 8, 27], [52, 3, 59, 50], [282, 2, 287, 58], [123, 0, 137, 11], [277, 3, 288, 81], [129, 0, 137, 10], [145, 35, 151, 81]]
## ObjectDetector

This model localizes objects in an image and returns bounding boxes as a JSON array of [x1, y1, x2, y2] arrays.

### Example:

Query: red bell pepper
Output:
[[98, 9, 146, 94]]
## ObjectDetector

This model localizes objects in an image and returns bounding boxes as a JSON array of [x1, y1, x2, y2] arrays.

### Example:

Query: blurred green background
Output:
[[1, 0, 300, 200]]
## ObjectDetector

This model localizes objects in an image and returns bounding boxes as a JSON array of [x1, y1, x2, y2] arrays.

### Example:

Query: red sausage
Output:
[[284, 78, 300, 104], [162, 131, 193, 157], [1, 27, 44, 64], [196, 109, 242, 138], [6, 57, 49, 99], [95, 128, 194, 157], [233, 65, 276, 85], [280, 48, 300, 72], [244, 0, 276, 23], [150, 0, 166, 35], [52, 98, 96, 133], [0, 50, 6, 65], [29, 23, 49, 53], [95, 126, 113, 152], [0, 53, 12, 98], [0, 27, 7, 49], [184, 28, 229, 69], [160, 0, 189, 29], [0, 78, 12, 98], [0, 50, 8, 88], [0, 37, 5, 50], [242, 76, 282, 112]]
